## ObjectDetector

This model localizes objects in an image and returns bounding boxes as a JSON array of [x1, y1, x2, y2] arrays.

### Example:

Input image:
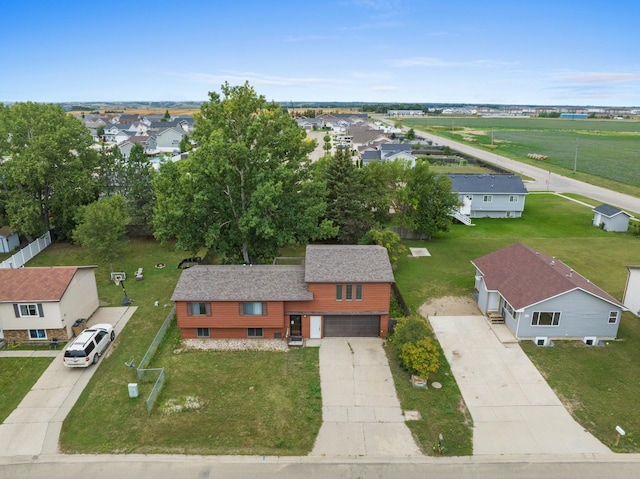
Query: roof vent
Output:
[[551, 256, 556, 265], [567, 269, 573, 278]]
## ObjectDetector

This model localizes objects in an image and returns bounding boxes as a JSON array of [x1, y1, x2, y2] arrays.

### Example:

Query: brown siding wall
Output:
[[176, 301, 287, 337], [181, 328, 284, 340], [286, 283, 391, 314], [2, 327, 70, 342]]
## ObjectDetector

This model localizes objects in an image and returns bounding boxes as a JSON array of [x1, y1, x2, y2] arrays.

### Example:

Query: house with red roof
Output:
[[0, 266, 99, 342], [471, 243, 626, 344], [171, 245, 394, 341]]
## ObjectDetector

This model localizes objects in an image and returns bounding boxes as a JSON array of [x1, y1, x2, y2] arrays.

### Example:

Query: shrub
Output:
[[399, 337, 440, 380], [390, 315, 430, 349]]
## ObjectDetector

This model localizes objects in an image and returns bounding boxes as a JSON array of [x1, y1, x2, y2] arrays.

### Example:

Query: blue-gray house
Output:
[[592, 204, 632, 232], [472, 243, 625, 343], [448, 174, 528, 220]]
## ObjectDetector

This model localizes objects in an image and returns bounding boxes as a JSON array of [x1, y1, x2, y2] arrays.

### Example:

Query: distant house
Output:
[[146, 127, 185, 154], [0, 226, 19, 253], [296, 117, 325, 130], [448, 174, 528, 220], [0, 266, 99, 342], [361, 143, 416, 167], [171, 245, 394, 341], [623, 266, 640, 317], [592, 204, 632, 232], [472, 243, 625, 342]]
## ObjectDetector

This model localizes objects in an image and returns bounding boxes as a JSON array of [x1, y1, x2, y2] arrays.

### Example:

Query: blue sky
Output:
[[2, 0, 639, 106]]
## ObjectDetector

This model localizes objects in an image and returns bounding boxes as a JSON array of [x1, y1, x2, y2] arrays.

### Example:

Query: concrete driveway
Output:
[[310, 337, 421, 457], [429, 315, 612, 456], [0, 306, 136, 456]]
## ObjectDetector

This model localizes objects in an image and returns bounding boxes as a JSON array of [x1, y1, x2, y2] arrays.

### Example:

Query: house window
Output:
[[241, 302, 266, 315], [483, 195, 493, 203], [20, 304, 39, 317], [247, 328, 263, 337], [509, 195, 518, 203], [531, 311, 560, 326], [188, 302, 211, 316], [28, 329, 46, 340], [608, 311, 619, 324], [356, 284, 363, 301], [336, 284, 343, 301], [346, 284, 353, 301], [196, 328, 210, 337]]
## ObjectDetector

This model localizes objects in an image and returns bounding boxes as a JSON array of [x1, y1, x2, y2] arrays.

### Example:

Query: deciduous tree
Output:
[[153, 82, 335, 263]]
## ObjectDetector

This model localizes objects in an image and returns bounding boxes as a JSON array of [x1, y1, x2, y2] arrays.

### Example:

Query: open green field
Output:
[[403, 116, 640, 194]]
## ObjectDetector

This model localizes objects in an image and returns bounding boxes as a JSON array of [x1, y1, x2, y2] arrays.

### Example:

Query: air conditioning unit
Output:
[[583, 336, 597, 346], [535, 336, 549, 347]]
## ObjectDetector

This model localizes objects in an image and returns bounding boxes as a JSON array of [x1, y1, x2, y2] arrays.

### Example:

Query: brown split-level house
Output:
[[172, 245, 394, 340]]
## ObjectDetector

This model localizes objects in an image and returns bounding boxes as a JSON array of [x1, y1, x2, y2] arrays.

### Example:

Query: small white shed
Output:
[[0, 226, 19, 253], [592, 204, 632, 232]]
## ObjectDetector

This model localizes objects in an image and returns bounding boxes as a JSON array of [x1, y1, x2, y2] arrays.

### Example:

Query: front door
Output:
[[290, 315, 302, 337]]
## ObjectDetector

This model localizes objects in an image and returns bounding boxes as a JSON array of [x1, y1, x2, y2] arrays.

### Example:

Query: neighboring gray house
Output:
[[146, 127, 185, 154], [623, 265, 640, 317], [362, 143, 416, 167], [448, 174, 528, 220], [472, 243, 625, 343], [0, 226, 19, 253], [592, 204, 632, 232]]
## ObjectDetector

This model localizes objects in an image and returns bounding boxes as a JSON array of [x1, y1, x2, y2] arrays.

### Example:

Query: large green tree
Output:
[[153, 82, 335, 263], [124, 143, 155, 236], [400, 160, 459, 238], [0, 102, 98, 239], [72, 195, 130, 271], [322, 148, 374, 243]]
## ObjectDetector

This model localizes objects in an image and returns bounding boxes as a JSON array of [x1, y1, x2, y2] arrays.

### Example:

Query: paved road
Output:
[[376, 116, 640, 215], [2, 454, 640, 479]]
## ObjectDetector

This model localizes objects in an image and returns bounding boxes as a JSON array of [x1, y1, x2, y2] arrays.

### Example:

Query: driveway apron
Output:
[[310, 337, 421, 457], [429, 315, 612, 456]]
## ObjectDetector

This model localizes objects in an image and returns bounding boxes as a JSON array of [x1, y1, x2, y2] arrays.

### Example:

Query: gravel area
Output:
[[181, 338, 289, 352]]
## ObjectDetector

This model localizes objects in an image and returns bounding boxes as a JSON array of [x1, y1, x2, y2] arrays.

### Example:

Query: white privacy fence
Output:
[[0, 231, 52, 269]]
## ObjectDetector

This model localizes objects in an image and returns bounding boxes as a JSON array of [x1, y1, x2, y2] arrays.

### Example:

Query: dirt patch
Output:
[[418, 296, 481, 317]]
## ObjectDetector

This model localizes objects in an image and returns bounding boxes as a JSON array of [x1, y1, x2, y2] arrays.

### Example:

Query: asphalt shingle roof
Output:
[[471, 243, 624, 310], [171, 265, 313, 302], [593, 203, 630, 218], [447, 174, 528, 194], [304, 245, 394, 283], [0, 267, 85, 302]]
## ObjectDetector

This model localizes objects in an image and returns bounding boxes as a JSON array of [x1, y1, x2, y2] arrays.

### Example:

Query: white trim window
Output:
[[29, 329, 47, 340], [196, 328, 210, 337], [531, 311, 561, 326], [608, 311, 619, 324], [509, 195, 518, 203], [20, 304, 40, 317], [483, 195, 493, 203]]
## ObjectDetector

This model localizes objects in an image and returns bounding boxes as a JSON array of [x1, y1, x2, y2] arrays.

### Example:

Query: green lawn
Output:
[[0, 358, 54, 423], [392, 192, 640, 452]]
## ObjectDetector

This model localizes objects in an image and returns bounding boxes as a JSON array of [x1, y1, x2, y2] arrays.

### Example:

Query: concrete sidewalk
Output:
[[310, 337, 421, 457], [429, 315, 612, 456], [0, 306, 136, 456]]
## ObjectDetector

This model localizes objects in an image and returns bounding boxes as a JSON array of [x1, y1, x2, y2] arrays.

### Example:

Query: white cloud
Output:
[[389, 56, 518, 68], [557, 72, 640, 84], [370, 85, 399, 91], [166, 70, 337, 88]]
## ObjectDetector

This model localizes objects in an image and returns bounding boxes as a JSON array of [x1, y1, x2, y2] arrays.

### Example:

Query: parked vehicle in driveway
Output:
[[63, 323, 115, 368]]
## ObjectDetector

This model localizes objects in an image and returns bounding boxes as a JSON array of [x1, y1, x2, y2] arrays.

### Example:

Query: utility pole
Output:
[[573, 138, 579, 173]]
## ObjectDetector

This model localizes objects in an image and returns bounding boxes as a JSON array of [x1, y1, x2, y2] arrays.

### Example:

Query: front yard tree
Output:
[[401, 160, 459, 238], [0, 102, 98, 239], [153, 82, 335, 264], [72, 195, 130, 271], [124, 143, 155, 236], [323, 148, 374, 243]]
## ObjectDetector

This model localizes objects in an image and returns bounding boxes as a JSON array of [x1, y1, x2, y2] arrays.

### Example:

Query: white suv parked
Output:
[[63, 323, 115, 368]]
